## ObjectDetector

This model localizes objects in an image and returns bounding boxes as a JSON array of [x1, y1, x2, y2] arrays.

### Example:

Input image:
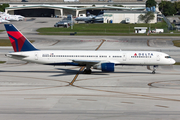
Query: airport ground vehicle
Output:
[[54, 15, 73, 27], [54, 20, 71, 27]]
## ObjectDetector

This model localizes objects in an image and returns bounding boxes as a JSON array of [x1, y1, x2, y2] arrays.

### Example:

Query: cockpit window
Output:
[[165, 56, 171, 58]]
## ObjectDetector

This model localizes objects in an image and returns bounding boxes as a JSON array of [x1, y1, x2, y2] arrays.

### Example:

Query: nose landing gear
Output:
[[152, 65, 158, 74]]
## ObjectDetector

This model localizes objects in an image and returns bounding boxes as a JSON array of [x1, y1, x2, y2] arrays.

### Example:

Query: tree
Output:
[[139, 12, 155, 23], [159, 1, 176, 16], [146, 0, 157, 8], [0, 4, 9, 12], [174, 2, 180, 14]]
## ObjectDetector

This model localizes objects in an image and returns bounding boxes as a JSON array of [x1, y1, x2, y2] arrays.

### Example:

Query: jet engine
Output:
[[93, 63, 115, 72]]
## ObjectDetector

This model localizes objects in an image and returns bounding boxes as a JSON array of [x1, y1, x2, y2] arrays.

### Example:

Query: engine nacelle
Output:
[[93, 63, 115, 72]]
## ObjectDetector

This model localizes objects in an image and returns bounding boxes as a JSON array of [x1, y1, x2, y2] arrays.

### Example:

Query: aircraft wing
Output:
[[72, 59, 100, 66]]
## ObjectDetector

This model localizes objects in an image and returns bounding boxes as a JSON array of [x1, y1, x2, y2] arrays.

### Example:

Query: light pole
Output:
[[71, 15, 73, 29]]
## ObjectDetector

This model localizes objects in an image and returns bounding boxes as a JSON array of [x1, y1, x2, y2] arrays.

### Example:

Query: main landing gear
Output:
[[83, 65, 92, 74], [83, 69, 92, 74], [152, 65, 158, 74]]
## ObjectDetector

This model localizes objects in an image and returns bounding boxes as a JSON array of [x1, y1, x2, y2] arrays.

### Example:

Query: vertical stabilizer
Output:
[[4, 24, 38, 52]]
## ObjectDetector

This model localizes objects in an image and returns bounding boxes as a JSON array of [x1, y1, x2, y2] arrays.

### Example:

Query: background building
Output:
[[0, 0, 163, 23], [104, 10, 157, 23]]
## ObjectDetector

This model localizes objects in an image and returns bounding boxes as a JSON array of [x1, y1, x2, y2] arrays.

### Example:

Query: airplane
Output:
[[1, 12, 25, 21], [4, 15, 24, 21], [92, 14, 104, 22], [4, 24, 176, 74], [75, 14, 96, 23], [85, 14, 104, 23], [0, 18, 10, 23], [89, 11, 104, 23]]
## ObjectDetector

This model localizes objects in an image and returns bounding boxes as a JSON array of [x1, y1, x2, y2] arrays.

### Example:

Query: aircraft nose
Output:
[[171, 59, 176, 64]]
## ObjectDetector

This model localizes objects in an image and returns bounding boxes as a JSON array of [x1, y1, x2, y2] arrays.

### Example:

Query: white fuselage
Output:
[[1, 14, 24, 21], [7, 50, 176, 66]]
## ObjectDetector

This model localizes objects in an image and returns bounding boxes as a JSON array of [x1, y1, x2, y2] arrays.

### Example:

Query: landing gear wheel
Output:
[[152, 71, 155, 74], [152, 65, 158, 74], [83, 69, 92, 74], [90, 20, 94, 23]]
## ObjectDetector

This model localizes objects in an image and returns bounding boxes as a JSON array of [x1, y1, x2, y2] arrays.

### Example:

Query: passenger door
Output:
[[123, 53, 126, 61], [35, 52, 38, 60], [156, 54, 160, 61]]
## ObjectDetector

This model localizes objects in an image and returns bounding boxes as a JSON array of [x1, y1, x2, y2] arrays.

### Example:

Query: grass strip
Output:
[[0, 39, 11, 46], [37, 22, 180, 36], [172, 40, 180, 47], [0, 61, 6, 64], [38, 32, 180, 36], [174, 62, 180, 65], [0, 39, 34, 46]]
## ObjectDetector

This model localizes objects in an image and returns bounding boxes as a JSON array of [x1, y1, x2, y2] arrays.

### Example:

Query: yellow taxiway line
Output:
[[69, 39, 106, 85]]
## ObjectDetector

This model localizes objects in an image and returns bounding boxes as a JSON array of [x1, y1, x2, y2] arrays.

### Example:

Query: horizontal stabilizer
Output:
[[5, 53, 28, 58]]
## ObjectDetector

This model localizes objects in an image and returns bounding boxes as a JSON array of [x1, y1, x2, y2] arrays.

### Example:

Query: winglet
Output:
[[4, 24, 38, 52]]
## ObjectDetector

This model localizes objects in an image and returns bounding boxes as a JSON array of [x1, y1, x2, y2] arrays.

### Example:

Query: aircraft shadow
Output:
[[0, 69, 152, 78]]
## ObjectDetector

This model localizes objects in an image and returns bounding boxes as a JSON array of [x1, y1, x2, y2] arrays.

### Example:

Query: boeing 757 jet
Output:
[[4, 24, 176, 74]]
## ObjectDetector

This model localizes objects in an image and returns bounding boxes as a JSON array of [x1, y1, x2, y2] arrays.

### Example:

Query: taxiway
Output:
[[0, 18, 180, 120]]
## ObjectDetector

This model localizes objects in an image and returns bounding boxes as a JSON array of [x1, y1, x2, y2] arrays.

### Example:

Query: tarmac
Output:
[[0, 18, 180, 120]]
